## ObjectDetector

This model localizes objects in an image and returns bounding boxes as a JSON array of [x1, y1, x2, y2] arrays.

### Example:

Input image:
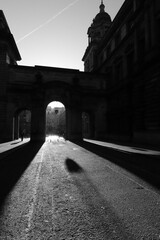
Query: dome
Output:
[[87, 1, 112, 45], [94, 1, 111, 24], [94, 11, 111, 23]]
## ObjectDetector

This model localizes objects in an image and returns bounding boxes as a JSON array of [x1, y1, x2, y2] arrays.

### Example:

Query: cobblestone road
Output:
[[0, 138, 160, 239]]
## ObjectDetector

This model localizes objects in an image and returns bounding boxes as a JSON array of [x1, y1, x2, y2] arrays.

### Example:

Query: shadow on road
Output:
[[0, 141, 43, 208], [65, 158, 83, 173], [72, 140, 160, 190]]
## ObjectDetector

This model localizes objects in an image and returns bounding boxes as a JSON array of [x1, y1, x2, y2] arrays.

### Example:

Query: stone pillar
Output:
[[0, 101, 7, 142], [30, 79, 46, 142], [0, 43, 8, 95], [0, 44, 9, 142], [150, 4, 157, 46], [1, 104, 15, 142], [0, 101, 12, 144], [31, 104, 46, 142], [134, 29, 138, 62], [94, 101, 107, 140], [13, 115, 19, 140], [144, 5, 152, 51], [66, 106, 82, 141]]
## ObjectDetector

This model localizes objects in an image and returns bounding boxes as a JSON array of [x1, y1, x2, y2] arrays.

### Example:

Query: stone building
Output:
[[83, 0, 160, 146], [0, 0, 160, 146], [0, 10, 106, 143]]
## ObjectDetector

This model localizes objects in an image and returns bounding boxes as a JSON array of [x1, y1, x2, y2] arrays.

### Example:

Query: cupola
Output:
[[82, 1, 112, 72], [88, 0, 112, 45]]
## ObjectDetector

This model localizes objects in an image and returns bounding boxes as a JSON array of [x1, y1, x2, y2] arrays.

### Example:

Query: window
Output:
[[115, 59, 123, 81], [155, 0, 160, 11], [126, 50, 134, 75], [128, 20, 134, 32], [99, 54, 104, 65], [107, 44, 111, 56], [156, 17, 160, 43], [103, 49, 107, 60], [105, 66, 113, 85], [133, 0, 137, 11], [85, 60, 89, 72], [115, 32, 121, 46], [6, 54, 10, 64], [0, 19, 5, 30], [121, 24, 127, 40], [137, 23, 145, 59], [133, 0, 143, 12], [111, 39, 115, 52]]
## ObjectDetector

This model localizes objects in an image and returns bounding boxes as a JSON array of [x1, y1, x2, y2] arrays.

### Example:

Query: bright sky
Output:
[[48, 101, 64, 108], [1, 0, 125, 71]]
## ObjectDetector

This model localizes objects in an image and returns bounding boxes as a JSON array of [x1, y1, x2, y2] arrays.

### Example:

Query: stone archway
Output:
[[46, 101, 66, 139], [30, 84, 83, 142]]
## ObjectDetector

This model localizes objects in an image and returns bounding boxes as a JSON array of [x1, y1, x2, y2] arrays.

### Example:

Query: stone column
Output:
[[0, 44, 9, 142], [134, 29, 138, 63], [2, 104, 15, 142], [13, 115, 19, 140], [30, 102, 46, 142], [0, 100, 7, 142], [30, 79, 46, 142], [66, 106, 82, 141], [0, 44, 8, 96], [144, 5, 152, 52], [150, 4, 157, 46], [94, 101, 107, 140]]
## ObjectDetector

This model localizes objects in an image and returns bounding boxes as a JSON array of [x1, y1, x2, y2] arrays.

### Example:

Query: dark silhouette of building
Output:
[[0, 9, 106, 143], [83, 0, 160, 146], [0, 0, 160, 146]]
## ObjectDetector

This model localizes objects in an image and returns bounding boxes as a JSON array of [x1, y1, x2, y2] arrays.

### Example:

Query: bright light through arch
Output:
[[46, 101, 66, 141], [48, 101, 64, 108]]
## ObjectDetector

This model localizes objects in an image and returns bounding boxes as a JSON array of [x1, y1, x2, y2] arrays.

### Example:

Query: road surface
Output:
[[0, 138, 160, 239]]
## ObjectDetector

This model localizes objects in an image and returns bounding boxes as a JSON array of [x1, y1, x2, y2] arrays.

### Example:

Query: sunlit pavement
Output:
[[0, 138, 30, 155], [84, 139, 160, 156], [0, 138, 160, 239], [46, 135, 65, 143]]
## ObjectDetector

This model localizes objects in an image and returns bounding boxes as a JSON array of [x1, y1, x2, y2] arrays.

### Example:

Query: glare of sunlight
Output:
[[46, 135, 65, 142], [48, 101, 64, 108]]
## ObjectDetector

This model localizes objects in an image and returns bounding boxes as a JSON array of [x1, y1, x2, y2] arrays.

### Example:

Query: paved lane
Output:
[[0, 140, 160, 239]]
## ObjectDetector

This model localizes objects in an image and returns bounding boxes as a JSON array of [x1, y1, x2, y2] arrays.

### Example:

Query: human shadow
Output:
[[65, 156, 135, 238], [0, 141, 44, 207], [65, 158, 83, 173], [69, 169, 135, 239], [72, 140, 160, 190]]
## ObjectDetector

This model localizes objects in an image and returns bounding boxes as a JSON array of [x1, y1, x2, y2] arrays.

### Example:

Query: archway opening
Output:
[[46, 101, 66, 141], [13, 110, 31, 141]]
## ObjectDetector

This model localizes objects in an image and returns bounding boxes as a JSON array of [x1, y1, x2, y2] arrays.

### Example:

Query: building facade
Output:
[[0, 10, 107, 143], [83, 0, 160, 146], [0, 0, 160, 146]]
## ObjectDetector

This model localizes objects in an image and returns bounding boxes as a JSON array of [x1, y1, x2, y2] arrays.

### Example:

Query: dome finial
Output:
[[100, 0, 105, 13]]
